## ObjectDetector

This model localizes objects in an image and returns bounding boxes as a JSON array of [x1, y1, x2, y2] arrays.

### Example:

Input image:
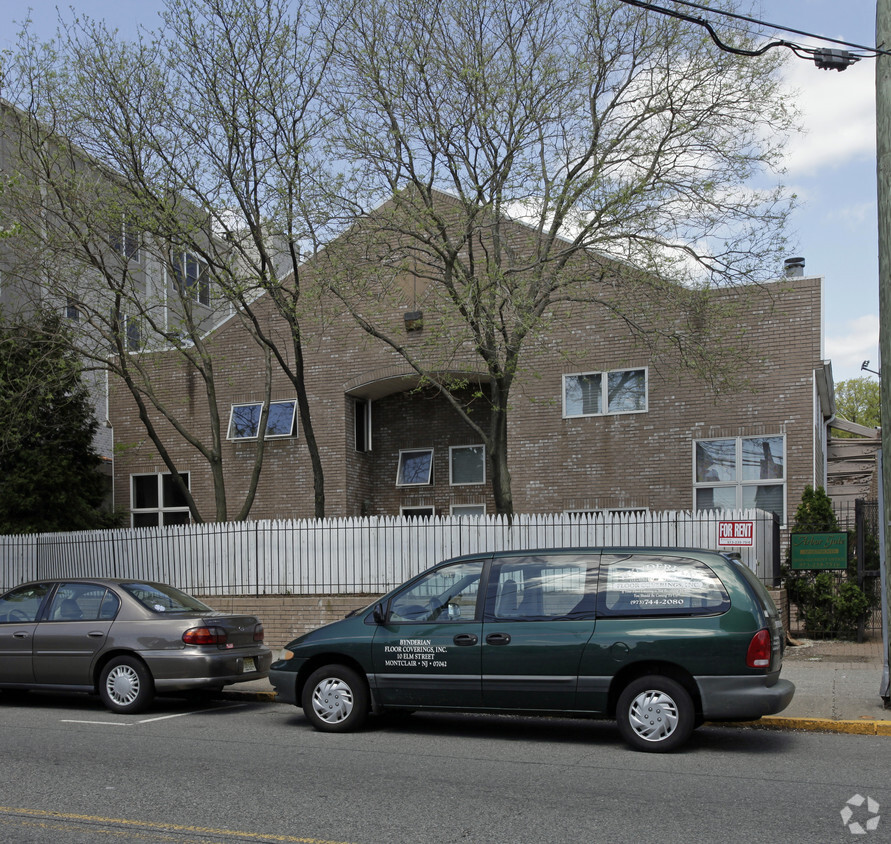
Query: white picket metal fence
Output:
[[0, 510, 779, 595]]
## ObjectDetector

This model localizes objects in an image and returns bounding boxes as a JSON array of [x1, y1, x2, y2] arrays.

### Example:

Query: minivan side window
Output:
[[597, 555, 730, 617], [486, 555, 597, 621], [388, 560, 484, 622]]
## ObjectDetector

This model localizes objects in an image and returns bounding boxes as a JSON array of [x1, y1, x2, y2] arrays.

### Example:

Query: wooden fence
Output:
[[0, 510, 779, 594]]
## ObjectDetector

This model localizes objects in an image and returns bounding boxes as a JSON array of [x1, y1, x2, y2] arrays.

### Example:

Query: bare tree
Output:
[[2, 0, 345, 518], [324, 0, 797, 516]]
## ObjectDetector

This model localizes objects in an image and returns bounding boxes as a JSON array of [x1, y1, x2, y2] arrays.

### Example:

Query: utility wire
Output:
[[617, 0, 891, 68]]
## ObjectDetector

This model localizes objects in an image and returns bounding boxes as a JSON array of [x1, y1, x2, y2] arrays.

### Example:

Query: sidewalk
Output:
[[221, 638, 891, 736]]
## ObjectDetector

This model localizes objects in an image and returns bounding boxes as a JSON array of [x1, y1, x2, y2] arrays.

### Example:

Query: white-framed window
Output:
[[131, 472, 190, 527], [694, 435, 785, 523], [562, 368, 647, 417], [451, 504, 485, 517], [65, 297, 80, 322], [450, 445, 485, 485], [354, 399, 372, 452], [112, 217, 140, 262], [113, 308, 142, 351], [173, 252, 210, 306], [227, 401, 298, 440], [396, 448, 434, 486], [401, 506, 435, 518]]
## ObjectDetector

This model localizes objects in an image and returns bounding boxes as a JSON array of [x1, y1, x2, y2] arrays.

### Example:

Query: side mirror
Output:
[[372, 603, 386, 625]]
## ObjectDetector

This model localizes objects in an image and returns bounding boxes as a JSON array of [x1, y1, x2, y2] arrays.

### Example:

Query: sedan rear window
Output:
[[121, 582, 212, 614], [598, 555, 730, 617]]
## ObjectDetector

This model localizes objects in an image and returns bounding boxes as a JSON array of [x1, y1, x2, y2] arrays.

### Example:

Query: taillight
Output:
[[253, 623, 265, 643], [746, 629, 772, 668], [183, 626, 228, 646]]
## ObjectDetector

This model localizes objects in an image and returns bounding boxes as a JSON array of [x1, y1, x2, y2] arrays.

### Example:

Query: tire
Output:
[[616, 675, 694, 753], [302, 665, 368, 733], [99, 656, 155, 714]]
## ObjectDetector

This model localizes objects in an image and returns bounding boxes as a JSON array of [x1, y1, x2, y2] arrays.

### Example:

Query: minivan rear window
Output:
[[597, 555, 730, 617]]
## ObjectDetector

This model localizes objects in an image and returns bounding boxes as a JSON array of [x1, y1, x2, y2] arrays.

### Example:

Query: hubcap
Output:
[[311, 677, 354, 724], [627, 689, 680, 742], [106, 664, 140, 706]]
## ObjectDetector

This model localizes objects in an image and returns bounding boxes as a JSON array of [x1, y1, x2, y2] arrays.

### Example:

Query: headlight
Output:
[[277, 648, 294, 661]]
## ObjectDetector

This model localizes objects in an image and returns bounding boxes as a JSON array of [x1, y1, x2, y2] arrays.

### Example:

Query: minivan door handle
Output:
[[453, 633, 478, 646], [485, 633, 511, 646]]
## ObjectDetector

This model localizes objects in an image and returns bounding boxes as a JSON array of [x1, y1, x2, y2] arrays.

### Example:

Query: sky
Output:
[[0, 1, 883, 385]]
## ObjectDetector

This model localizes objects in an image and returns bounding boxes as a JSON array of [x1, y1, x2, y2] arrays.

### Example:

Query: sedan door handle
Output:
[[88, 631, 106, 638], [453, 633, 478, 646], [13, 631, 30, 639], [485, 633, 512, 646]]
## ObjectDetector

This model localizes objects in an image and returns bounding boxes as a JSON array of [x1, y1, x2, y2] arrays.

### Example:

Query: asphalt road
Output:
[[0, 690, 888, 843]]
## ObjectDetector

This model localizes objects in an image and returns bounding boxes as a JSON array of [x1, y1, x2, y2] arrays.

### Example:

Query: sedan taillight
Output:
[[183, 626, 228, 646], [253, 623, 265, 643], [746, 629, 772, 668]]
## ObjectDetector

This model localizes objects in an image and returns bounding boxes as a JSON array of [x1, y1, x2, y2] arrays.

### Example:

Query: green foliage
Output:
[[785, 571, 871, 640], [835, 377, 881, 433], [0, 309, 122, 534], [782, 485, 872, 639]]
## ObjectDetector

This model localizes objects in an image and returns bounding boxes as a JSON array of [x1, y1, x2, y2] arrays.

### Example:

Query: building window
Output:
[[65, 297, 80, 322], [112, 218, 140, 262], [694, 435, 785, 523], [113, 309, 142, 351], [174, 253, 210, 306], [450, 445, 485, 485], [131, 472, 190, 527], [451, 504, 485, 517], [396, 449, 434, 486], [401, 506, 435, 518], [563, 369, 647, 417], [354, 399, 372, 452], [227, 401, 297, 440]]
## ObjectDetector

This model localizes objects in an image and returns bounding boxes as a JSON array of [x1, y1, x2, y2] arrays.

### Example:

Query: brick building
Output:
[[107, 214, 833, 529]]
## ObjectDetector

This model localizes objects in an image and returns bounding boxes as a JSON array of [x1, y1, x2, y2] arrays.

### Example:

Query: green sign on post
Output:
[[790, 533, 848, 570]]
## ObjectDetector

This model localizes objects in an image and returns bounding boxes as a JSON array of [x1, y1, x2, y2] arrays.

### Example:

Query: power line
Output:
[[617, 0, 890, 70]]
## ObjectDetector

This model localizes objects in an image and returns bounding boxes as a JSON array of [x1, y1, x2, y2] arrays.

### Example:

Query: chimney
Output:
[[784, 256, 805, 277]]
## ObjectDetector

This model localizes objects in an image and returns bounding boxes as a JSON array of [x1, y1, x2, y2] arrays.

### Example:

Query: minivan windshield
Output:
[[120, 582, 213, 614]]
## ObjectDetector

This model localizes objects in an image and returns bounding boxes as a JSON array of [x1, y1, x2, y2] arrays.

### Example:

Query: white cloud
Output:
[[825, 313, 880, 381], [779, 57, 876, 175]]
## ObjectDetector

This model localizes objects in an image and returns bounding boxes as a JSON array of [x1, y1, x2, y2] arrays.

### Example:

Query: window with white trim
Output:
[[396, 449, 434, 486], [451, 504, 485, 517], [401, 506, 435, 518], [112, 217, 140, 262], [131, 472, 190, 527], [694, 435, 785, 523], [563, 368, 647, 417], [354, 399, 372, 452], [173, 252, 210, 306], [227, 401, 297, 440], [450, 445, 485, 485]]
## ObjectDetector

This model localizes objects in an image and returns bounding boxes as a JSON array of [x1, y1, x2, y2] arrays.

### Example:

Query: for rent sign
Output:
[[790, 533, 848, 570], [717, 521, 754, 547]]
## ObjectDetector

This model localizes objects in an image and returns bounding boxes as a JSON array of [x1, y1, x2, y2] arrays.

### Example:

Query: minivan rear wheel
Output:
[[302, 665, 368, 733], [616, 675, 694, 752]]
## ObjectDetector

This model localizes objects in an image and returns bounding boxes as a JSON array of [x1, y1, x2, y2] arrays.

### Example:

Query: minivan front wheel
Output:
[[617, 675, 694, 752], [302, 665, 368, 733]]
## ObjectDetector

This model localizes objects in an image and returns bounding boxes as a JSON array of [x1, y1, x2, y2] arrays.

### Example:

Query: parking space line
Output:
[[60, 702, 247, 726]]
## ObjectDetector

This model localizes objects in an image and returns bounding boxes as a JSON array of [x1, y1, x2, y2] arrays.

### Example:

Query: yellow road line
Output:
[[0, 807, 354, 844]]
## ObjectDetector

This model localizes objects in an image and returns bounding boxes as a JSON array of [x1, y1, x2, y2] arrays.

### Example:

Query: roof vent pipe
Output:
[[784, 256, 805, 277]]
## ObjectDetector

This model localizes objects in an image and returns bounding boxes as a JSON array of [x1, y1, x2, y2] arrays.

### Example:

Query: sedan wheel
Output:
[[302, 665, 368, 733], [99, 656, 154, 714], [616, 675, 694, 753]]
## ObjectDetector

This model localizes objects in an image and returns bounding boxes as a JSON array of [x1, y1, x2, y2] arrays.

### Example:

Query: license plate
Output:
[[243, 657, 256, 673]]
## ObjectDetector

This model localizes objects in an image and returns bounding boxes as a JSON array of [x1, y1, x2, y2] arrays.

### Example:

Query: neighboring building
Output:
[[0, 98, 227, 469], [107, 210, 833, 529]]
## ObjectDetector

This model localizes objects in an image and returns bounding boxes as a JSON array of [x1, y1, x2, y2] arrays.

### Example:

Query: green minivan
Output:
[[269, 548, 794, 752]]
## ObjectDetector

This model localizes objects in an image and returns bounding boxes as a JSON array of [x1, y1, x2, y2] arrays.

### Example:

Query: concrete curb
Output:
[[220, 688, 891, 736]]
